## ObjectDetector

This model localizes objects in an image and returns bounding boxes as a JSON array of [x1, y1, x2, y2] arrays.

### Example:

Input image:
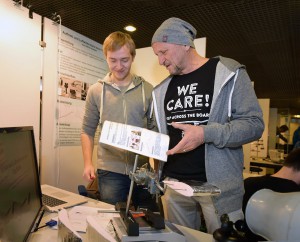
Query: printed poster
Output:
[[56, 26, 108, 146]]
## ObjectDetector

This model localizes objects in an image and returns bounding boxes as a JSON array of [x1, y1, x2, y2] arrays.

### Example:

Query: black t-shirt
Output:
[[163, 58, 219, 181], [243, 175, 300, 241]]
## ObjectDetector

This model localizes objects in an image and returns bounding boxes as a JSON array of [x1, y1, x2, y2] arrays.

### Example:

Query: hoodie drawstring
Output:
[[141, 81, 146, 113], [228, 69, 239, 120], [99, 82, 104, 125]]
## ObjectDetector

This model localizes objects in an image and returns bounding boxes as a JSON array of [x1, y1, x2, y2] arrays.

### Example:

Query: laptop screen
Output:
[[0, 126, 43, 242]]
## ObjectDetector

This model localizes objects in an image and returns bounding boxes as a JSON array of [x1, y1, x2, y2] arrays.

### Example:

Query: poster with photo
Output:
[[56, 26, 108, 146]]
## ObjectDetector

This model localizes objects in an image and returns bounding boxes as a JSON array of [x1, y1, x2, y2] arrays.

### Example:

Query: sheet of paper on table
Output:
[[86, 216, 119, 242], [67, 206, 119, 232], [58, 209, 82, 241]]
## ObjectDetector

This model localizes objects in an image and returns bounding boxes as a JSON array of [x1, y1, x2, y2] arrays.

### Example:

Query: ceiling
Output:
[[19, 0, 300, 114]]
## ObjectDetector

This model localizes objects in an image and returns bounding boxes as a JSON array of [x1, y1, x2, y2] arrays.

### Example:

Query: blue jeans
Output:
[[97, 169, 158, 211]]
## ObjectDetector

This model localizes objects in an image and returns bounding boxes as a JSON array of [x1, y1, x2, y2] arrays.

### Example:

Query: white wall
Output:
[[0, 4, 100, 193], [0, 1, 41, 158]]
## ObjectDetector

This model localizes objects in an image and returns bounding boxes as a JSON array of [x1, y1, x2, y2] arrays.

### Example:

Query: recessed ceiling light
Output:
[[124, 25, 136, 32]]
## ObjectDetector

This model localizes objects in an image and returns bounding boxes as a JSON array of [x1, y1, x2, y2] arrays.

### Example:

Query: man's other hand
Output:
[[167, 122, 204, 155]]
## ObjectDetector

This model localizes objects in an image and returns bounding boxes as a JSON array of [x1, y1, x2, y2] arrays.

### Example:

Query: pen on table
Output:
[[97, 210, 119, 213]]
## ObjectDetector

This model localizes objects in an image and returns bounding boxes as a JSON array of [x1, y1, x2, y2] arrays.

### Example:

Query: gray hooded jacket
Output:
[[151, 56, 264, 216], [82, 73, 153, 175]]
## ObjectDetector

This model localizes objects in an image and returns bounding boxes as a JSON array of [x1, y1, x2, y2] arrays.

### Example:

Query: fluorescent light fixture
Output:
[[124, 25, 136, 32]]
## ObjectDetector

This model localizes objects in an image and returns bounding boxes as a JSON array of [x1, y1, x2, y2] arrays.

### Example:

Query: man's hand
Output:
[[83, 164, 96, 181], [167, 122, 204, 155]]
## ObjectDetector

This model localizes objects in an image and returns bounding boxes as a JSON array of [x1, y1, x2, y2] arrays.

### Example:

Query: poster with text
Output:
[[56, 26, 108, 146]]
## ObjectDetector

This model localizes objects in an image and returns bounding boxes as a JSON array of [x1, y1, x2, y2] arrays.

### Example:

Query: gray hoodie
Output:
[[151, 56, 264, 216], [81, 73, 154, 175]]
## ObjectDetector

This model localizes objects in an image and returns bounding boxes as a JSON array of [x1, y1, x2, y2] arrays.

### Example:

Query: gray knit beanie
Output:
[[151, 17, 197, 48]]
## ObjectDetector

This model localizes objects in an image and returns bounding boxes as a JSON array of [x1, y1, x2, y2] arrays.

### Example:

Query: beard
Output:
[[168, 64, 182, 75], [164, 60, 182, 75]]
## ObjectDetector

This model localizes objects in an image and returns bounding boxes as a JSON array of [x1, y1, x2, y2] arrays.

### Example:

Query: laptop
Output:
[[0, 126, 88, 241], [41, 184, 88, 212], [0, 126, 88, 222]]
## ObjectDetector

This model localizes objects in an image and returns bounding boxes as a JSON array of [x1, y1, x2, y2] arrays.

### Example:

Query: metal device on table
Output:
[[213, 214, 250, 242], [112, 154, 186, 242]]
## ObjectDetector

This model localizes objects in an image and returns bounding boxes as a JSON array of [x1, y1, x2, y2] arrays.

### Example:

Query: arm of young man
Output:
[[81, 133, 96, 181], [81, 83, 101, 181]]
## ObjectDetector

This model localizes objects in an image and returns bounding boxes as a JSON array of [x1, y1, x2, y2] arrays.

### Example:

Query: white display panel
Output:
[[0, 1, 41, 157]]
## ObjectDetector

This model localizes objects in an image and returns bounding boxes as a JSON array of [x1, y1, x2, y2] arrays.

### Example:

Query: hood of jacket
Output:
[[98, 73, 149, 125], [99, 72, 146, 86]]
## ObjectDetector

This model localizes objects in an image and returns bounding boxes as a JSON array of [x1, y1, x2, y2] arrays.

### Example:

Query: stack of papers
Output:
[[58, 209, 82, 242], [67, 206, 118, 232], [57, 206, 120, 242], [100, 121, 170, 161], [86, 216, 119, 242]]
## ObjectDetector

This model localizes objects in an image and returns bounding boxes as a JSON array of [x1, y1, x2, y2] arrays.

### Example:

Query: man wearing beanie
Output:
[[151, 17, 264, 234]]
